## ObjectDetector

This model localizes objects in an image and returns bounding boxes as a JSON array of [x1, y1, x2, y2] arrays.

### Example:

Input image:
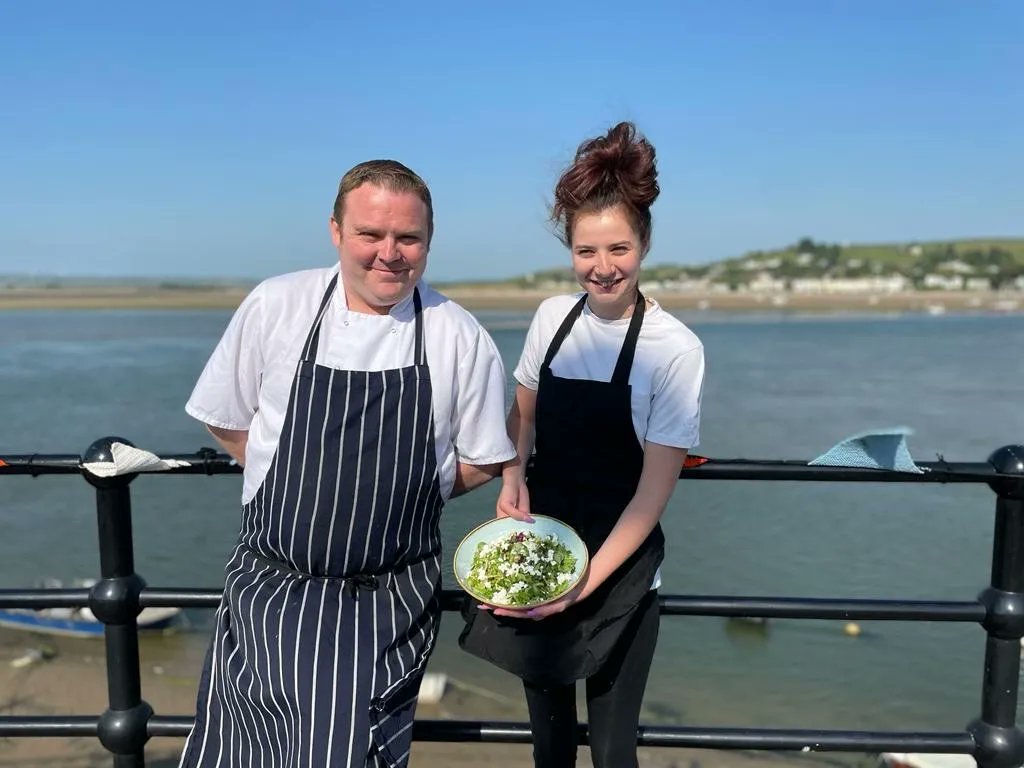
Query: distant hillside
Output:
[[0, 274, 256, 290], [438, 237, 1024, 291], [6, 237, 1022, 294], [690, 237, 1024, 290]]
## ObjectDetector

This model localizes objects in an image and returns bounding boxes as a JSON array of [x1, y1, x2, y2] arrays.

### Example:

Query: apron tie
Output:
[[241, 544, 382, 593], [346, 574, 380, 599]]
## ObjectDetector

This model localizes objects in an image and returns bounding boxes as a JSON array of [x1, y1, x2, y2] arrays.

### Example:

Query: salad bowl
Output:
[[454, 515, 588, 609]]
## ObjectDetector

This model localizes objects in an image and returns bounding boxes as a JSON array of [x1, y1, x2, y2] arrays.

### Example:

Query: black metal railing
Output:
[[1, 437, 1022, 767]]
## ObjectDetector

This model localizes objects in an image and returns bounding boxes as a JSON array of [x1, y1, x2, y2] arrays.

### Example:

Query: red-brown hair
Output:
[[552, 121, 659, 252]]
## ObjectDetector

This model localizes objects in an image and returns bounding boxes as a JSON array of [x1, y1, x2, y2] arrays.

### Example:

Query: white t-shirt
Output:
[[186, 265, 517, 504], [514, 293, 704, 449], [515, 293, 704, 591]]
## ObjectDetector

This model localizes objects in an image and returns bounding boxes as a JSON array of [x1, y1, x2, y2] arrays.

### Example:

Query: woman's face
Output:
[[570, 205, 644, 320]]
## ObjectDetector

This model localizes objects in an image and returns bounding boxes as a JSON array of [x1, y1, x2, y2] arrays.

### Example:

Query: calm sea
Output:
[[2, 307, 1023, 742]]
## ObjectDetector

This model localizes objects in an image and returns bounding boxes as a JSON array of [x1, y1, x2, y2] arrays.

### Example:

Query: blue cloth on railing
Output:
[[809, 427, 924, 474]]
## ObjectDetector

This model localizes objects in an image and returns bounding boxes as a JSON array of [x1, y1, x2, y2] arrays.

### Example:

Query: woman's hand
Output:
[[495, 386, 537, 523], [496, 474, 532, 522], [481, 569, 589, 620]]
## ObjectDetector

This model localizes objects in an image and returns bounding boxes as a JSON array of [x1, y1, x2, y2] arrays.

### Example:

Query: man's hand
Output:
[[451, 462, 502, 497], [206, 425, 248, 466]]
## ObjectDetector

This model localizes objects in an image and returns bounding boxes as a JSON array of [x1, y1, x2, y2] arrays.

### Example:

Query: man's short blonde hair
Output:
[[333, 160, 433, 242]]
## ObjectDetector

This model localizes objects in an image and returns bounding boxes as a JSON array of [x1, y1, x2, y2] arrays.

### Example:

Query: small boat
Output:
[[0, 579, 181, 639], [880, 753, 975, 768], [0, 605, 182, 638]]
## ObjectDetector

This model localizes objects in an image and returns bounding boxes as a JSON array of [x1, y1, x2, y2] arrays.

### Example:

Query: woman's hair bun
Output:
[[552, 121, 659, 248]]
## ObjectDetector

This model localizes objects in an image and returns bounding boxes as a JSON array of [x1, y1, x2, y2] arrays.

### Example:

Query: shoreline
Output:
[[0, 286, 1021, 315], [0, 626, 877, 768]]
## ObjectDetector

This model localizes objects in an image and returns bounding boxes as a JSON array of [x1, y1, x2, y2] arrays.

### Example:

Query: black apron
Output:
[[181, 277, 444, 768], [459, 292, 663, 686]]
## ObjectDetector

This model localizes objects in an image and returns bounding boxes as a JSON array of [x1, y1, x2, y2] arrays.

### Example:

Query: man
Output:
[[179, 160, 518, 768]]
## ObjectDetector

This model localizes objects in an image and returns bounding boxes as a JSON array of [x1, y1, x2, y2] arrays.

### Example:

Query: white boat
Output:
[[0, 579, 181, 639], [881, 753, 975, 768], [0, 605, 181, 638]]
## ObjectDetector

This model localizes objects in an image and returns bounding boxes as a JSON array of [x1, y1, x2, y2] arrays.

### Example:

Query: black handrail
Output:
[[0, 588, 989, 622], [0, 452, 1013, 483], [0, 438, 1021, 768]]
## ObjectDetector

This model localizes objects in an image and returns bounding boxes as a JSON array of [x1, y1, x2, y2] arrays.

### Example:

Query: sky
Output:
[[1, 1, 1021, 282]]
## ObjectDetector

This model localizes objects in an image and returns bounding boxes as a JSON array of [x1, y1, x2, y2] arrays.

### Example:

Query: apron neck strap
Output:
[[611, 291, 646, 386], [412, 287, 425, 365], [301, 274, 339, 361], [541, 291, 646, 386], [300, 276, 425, 365], [541, 294, 587, 372]]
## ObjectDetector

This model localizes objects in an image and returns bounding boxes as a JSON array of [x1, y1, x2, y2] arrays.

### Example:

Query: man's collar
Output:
[[335, 271, 422, 317]]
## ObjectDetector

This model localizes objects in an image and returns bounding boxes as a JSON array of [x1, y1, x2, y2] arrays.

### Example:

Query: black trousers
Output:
[[522, 589, 660, 768]]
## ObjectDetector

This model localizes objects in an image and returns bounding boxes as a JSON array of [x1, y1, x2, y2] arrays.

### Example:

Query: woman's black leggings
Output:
[[522, 589, 660, 768]]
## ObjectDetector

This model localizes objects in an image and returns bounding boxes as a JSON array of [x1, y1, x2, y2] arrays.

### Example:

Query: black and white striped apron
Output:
[[181, 276, 444, 768]]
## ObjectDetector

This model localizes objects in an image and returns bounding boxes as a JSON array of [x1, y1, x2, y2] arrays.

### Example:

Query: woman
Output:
[[460, 122, 705, 768]]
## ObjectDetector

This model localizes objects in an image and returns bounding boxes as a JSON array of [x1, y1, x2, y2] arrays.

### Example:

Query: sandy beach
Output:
[[0, 283, 1020, 316], [0, 286, 254, 312], [0, 626, 881, 768]]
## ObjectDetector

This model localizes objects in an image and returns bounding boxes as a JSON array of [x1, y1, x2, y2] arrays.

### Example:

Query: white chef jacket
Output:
[[186, 265, 516, 504]]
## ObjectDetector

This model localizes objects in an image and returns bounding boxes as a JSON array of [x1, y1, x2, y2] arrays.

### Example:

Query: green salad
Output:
[[465, 530, 579, 607]]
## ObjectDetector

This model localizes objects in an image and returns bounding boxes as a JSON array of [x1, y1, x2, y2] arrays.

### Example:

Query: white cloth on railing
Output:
[[808, 426, 924, 474], [81, 442, 191, 477]]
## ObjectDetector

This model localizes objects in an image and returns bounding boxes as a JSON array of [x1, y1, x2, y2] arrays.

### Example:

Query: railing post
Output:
[[82, 438, 153, 768], [969, 445, 1024, 768]]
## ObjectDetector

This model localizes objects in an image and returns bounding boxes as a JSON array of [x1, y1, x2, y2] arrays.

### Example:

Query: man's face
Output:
[[330, 183, 430, 314]]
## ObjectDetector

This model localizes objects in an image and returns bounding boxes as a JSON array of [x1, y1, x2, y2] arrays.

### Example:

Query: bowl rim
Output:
[[453, 514, 590, 610]]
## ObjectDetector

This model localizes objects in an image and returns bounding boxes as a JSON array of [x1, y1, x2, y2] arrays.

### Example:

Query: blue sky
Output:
[[1, 1, 1020, 281]]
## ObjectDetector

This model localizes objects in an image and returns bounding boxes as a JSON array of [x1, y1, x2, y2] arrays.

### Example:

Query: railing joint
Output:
[[978, 587, 1024, 639], [98, 702, 154, 755], [988, 446, 1024, 500], [968, 718, 1024, 768], [82, 436, 139, 489], [89, 575, 145, 625]]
